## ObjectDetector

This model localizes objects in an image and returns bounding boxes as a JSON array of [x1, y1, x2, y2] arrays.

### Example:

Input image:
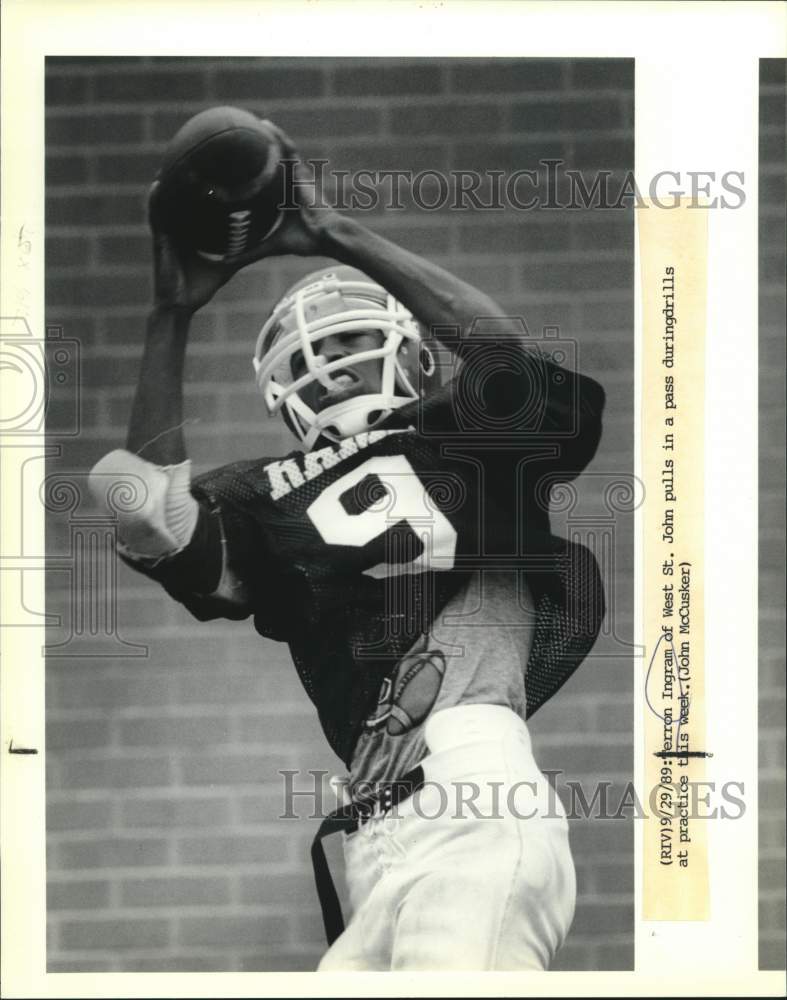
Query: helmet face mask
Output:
[[253, 266, 435, 449]]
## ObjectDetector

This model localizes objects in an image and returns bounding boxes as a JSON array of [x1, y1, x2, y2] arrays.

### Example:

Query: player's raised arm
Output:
[[126, 180, 246, 465], [324, 216, 515, 357], [89, 178, 243, 556], [89, 182, 253, 615], [124, 108, 287, 461], [252, 126, 517, 358]]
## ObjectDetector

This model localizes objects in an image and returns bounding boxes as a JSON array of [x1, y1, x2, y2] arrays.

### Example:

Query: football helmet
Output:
[[253, 265, 439, 448]]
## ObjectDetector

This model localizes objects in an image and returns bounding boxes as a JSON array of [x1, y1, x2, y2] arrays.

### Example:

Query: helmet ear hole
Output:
[[419, 345, 435, 377]]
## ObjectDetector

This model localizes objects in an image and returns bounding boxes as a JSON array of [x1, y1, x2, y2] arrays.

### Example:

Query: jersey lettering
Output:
[[265, 428, 414, 500], [304, 444, 341, 481], [266, 458, 305, 500]]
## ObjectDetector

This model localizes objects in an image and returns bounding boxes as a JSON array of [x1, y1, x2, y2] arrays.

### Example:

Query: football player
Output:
[[90, 124, 606, 971]]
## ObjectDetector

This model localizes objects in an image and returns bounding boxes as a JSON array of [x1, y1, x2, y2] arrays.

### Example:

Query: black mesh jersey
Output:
[[130, 345, 607, 765]]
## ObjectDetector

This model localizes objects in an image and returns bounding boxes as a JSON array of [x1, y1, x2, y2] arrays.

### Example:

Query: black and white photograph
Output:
[[42, 54, 635, 973], [0, 2, 784, 996]]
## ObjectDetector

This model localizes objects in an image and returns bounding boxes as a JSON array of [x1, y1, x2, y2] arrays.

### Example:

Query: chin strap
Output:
[[300, 392, 416, 448]]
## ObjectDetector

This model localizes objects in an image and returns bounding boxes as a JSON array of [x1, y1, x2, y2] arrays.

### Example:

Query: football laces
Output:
[[227, 209, 251, 256]]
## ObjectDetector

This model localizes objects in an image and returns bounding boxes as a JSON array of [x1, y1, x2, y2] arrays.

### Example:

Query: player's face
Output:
[[291, 329, 385, 413]]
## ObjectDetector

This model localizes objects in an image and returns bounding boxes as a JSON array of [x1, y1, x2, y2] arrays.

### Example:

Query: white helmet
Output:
[[253, 265, 438, 449]]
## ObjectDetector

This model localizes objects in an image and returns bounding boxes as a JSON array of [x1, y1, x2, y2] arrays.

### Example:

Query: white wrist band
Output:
[[89, 449, 199, 561]]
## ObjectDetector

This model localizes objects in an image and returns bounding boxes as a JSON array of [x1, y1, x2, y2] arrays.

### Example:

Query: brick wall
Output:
[[45, 57, 635, 971], [758, 58, 786, 971]]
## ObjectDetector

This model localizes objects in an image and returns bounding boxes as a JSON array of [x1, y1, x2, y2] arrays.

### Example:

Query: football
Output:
[[154, 106, 286, 262]]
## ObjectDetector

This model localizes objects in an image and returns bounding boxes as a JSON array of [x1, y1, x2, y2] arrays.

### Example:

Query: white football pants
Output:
[[318, 703, 576, 971]]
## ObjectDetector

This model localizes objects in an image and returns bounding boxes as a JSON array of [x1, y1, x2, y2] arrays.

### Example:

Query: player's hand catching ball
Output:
[[237, 122, 341, 261], [149, 107, 341, 313], [149, 180, 241, 314]]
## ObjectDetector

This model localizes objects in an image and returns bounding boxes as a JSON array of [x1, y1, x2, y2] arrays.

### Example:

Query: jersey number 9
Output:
[[306, 455, 458, 579]]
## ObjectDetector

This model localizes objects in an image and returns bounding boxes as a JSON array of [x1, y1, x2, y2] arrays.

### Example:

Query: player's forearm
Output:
[[319, 215, 516, 351], [126, 306, 191, 464], [89, 301, 199, 563]]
